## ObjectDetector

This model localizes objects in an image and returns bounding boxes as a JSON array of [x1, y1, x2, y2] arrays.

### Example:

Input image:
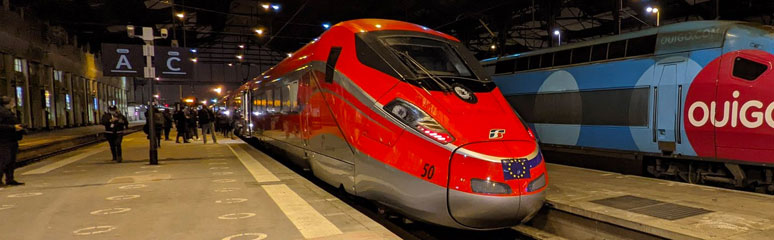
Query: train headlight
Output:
[[384, 99, 454, 144], [470, 178, 512, 195], [527, 173, 546, 192]]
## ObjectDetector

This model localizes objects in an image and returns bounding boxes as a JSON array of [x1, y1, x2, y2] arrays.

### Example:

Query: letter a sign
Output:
[[101, 43, 144, 77]]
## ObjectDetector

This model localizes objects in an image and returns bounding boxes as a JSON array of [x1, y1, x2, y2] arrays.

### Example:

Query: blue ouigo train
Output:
[[483, 21, 774, 193]]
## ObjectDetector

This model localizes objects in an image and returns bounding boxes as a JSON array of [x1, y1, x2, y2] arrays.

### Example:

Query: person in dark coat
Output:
[[173, 108, 189, 143], [186, 107, 198, 141], [162, 109, 173, 141], [101, 105, 128, 162], [0, 96, 25, 186], [198, 106, 217, 144]]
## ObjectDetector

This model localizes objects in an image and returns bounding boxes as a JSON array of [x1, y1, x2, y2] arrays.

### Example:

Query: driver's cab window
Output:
[[732, 57, 768, 81]]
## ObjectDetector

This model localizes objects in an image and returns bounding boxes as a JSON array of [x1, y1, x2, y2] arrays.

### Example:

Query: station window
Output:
[[553, 50, 571, 66], [53, 70, 63, 82], [626, 35, 657, 57], [590, 43, 608, 61], [15, 86, 22, 107], [540, 53, 553, 68], [65, 94, 71, 110], [608, 40, 627, 59], [571, 46, 591, 64], [14, 58, 23, 72], [528, 55, 541, 70], [732, 57, 768, 81], [494, 59, 515, 74]]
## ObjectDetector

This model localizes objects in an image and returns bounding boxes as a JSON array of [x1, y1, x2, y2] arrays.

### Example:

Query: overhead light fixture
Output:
[[490, 44, 496, 50], [236, 55, 243, 60], [271, 4, 280, 11], [238, 44, 245, 49], [254, 28, 264, 35], [189, 48, 197, 53], [375, 24, 382, 28], [176, 12, 185, 19], [322, 23, 331, 29], [155, 77, 160, 80], [286, 53, 292, 57], [228, 63, 233, 67], [190, 58, 197, 63], [261, 3, 270, 10]]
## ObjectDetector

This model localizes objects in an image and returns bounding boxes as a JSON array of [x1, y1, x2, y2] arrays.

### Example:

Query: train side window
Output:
[[274, 87, 281, 112], [608, 40, 627, 59], [281, 84, 290, 113], [553, 50, 571, 66], [732, 57, 768, 81], [266, 89, 274, 112], [540, 53, 553, 67], [590, 43, 608, 61], [571, 46, 591, 64], [515, 57, 529, 71], [626, 35, 656, 57], [288, 80, 299, 112], [494, 59, 515, 74], [528, 55, 541, 69]]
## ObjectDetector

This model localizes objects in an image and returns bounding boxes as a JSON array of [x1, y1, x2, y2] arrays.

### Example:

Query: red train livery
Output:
[[226, 19, 546, 229]]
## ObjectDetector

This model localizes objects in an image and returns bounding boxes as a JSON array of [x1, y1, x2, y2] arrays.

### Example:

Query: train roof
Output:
[[481, 20, 774, 64]]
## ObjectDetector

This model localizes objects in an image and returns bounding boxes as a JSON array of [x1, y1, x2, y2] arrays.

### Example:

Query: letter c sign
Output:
[[167, 56, 181, 71]]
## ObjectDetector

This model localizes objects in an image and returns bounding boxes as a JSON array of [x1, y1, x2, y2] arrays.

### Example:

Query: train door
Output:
[[653, 60, 686, 153], [715, 51, 774, 162]]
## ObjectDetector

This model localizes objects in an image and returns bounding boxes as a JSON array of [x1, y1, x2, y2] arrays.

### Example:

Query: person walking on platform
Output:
[[174, 108, 189, 143], [198, 106, 217, 144], [162, 109, 173, 141], [186, 107, 199, 141], [101, 105, 128, 162], [0, 96, 25, 186]]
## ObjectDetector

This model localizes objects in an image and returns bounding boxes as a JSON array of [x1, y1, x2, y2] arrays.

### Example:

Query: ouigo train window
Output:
[[733, 57, 768, 81]]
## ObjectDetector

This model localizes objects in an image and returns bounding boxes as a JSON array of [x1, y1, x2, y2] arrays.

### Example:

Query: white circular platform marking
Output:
[[218, 213, 256, 220], [209, 162, 228, 165], [106, 195, 141, 201], [221, 233, 268, 240], [90, 207, 131, 215], [73, 226, 116, 235], [215, 198, 248, 204], [140, 165, 162, 169], [118, 184, 147, 189], [210, 166, 230, 170], [212, 171, 234, 176], [0, 204, 14, 210], [214, 187, 240, 193], [134, 170, 158, 174], [212, 179, 237, 183], [7, 192, 43, 198]]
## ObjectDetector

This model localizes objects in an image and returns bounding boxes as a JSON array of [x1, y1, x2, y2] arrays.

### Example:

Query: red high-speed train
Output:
[[226, 19, 546, 229]]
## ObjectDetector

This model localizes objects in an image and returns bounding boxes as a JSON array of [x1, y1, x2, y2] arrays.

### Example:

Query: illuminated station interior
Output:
[[2, 1, 774, 239]]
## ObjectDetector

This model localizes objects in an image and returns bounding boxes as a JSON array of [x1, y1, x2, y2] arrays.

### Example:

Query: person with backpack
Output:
[[101, 105, 128, 162], [0, 96, 25, 186], [174, 107, 189, 143]]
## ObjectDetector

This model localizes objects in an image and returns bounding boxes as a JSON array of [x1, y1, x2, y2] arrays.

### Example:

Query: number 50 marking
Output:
[[421, 163, 435, 180]]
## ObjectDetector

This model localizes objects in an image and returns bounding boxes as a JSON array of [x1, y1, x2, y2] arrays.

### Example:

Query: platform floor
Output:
[[544, 163, 774, 240], [2, 131, 398, 240]]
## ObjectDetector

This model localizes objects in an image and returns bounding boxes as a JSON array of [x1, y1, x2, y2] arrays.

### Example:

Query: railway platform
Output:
[[531, 163, 774, 240], [17, 122, 144, 163], [2, 131, 399, 239]]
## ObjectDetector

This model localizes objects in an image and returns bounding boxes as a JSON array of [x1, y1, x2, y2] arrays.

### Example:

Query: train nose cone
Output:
[[447, 140, 544, 229]]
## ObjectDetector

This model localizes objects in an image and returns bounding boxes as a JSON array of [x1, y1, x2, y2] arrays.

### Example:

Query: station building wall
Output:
[[0, 6, 134, 130]]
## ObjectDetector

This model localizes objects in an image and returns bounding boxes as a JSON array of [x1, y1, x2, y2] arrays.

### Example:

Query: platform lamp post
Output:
[[553, 29, 561, 46], [127, 25, 168, 165], [646, 7, 660, 26]]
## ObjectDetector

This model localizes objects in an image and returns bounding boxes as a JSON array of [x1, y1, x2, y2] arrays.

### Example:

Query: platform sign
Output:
[[101, 43, 144, 77], [154, 46, 194, 78]]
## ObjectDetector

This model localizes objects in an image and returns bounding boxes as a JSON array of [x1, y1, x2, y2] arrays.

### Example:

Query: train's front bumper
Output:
[[446, 140, 547, 229], [448, 189, 545, 229]]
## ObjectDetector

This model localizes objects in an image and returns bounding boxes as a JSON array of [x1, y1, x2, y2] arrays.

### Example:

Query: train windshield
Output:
[[382, 37, 475, 78]]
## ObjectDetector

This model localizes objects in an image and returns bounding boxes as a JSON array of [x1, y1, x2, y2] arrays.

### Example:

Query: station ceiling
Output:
[[14, 0, 774, 64]]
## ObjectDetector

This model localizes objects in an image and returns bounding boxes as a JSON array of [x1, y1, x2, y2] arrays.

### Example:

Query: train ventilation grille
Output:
[[590, 195, 712, 220]]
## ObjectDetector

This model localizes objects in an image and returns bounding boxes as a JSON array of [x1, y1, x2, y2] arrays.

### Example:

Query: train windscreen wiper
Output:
[[388, 47, 454, 93]]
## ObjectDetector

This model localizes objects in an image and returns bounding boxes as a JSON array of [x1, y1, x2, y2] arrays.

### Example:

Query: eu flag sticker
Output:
[[502, 158, 530, 180]]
